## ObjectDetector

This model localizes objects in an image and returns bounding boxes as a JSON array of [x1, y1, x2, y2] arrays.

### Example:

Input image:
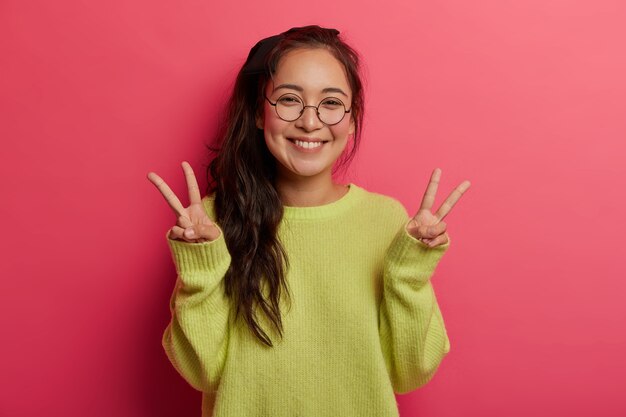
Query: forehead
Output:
[[270, 48, 351, 96]]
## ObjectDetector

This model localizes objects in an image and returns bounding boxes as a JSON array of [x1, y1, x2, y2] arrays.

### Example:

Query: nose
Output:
[[295, 105, 324, 131]]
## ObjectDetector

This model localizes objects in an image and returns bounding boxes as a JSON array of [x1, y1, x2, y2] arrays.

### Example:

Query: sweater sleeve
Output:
[[162, 226, 232, 393], [378, 222, 451, 394]]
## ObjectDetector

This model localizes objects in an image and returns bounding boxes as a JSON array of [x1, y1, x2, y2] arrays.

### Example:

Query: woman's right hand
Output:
[[147, 161, 221, 243]]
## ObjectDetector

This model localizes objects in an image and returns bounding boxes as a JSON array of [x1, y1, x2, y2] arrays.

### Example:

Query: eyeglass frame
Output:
[[263, 93, 352, 126]]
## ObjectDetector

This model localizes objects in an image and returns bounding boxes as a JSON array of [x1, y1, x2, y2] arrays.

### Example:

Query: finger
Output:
[[434, 221, 447, 236], [426, 232, 449, 248], [419, 168, 442, 212], [434, 180, 471, 221], [423, 222, 446, 238], [182, 161, 202, 205], [183, 227, 196, 239], [407, 221, 445, 240], [181, 227, 205, 243], [168, 225, 186, 240], [196, 222, 221, 241], [147, 172, 186, 217], [177, 215, 193, 229], [184, 223, 221, 241]]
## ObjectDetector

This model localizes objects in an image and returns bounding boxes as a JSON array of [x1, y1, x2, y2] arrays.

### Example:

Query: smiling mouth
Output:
[[288, 138, 329, 149]]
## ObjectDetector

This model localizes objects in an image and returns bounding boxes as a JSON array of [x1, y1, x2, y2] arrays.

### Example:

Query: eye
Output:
[[320, 98, 344, 108], [277, 94, 302, 106]]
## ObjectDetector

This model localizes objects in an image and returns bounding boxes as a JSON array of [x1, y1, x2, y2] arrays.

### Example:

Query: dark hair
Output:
[[205, 25, 365, 347]]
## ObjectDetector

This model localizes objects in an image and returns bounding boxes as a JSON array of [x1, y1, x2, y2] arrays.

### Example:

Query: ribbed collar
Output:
[[282, 183, 364, 221]]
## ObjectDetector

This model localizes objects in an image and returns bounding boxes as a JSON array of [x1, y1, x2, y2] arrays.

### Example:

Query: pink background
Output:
[[1, 0, 625, 416]]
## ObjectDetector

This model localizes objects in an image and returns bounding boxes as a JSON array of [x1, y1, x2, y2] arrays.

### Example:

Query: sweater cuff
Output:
[[383, 222, 450, 286], [165, 226, 231, 275]]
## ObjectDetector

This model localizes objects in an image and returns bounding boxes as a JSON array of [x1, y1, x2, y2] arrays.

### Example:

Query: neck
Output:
[[275, 173, 348, 207]]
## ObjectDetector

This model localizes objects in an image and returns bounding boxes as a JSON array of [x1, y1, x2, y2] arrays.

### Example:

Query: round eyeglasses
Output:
[[264, 93, 351, 126]]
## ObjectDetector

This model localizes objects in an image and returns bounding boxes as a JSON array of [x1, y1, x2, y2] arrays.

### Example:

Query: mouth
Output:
[[287, 138, 330, 150]]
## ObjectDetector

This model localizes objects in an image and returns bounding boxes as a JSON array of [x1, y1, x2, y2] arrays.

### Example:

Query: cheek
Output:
[[265, 121, 279, 135], [331, 117, 354, 138], [263, 109, 286, 136], [263, 119, 289, 156]]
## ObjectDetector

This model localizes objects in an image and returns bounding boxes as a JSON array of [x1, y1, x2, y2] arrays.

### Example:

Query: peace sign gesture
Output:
[[147, 161, 221, 243], [405, 168, 471, 248]]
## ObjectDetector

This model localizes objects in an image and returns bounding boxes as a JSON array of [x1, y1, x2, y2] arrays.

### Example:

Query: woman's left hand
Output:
[[405, 168, 471, 248]]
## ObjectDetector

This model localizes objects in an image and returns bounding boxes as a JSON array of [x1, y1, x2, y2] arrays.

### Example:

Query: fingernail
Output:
[[185, 229, 195, 238]]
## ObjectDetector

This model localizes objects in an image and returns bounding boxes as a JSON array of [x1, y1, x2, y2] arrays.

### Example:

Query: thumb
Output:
[[184, 222, 221, 241], [406, 218, 440, 240]]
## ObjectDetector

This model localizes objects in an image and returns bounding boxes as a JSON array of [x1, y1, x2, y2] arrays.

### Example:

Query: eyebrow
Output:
[[273, 83, 348, 97]]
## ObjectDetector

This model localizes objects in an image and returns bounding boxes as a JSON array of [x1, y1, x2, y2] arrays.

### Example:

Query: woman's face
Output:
[[257, 47, 355, 181]]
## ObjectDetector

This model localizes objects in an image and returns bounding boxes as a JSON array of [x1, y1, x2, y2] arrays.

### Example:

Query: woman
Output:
[[147, 25, 470, 417]]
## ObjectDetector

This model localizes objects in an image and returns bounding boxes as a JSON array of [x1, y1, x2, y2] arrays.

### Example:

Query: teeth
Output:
[[294, 140, 322, 149]]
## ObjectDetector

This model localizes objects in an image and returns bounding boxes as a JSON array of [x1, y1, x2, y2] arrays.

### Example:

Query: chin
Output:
[[290, 166, 328, 178], [280, 161, 330, 179]]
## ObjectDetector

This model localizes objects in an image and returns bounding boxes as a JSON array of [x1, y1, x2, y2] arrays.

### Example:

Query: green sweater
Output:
[[162, 183, 451, 417]]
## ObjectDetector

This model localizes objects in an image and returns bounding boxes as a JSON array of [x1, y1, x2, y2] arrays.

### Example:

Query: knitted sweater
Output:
[[162, 183, 451, 417]]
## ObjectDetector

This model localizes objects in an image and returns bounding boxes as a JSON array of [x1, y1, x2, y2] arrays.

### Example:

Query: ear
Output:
[[348, 116, 355, 136]]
